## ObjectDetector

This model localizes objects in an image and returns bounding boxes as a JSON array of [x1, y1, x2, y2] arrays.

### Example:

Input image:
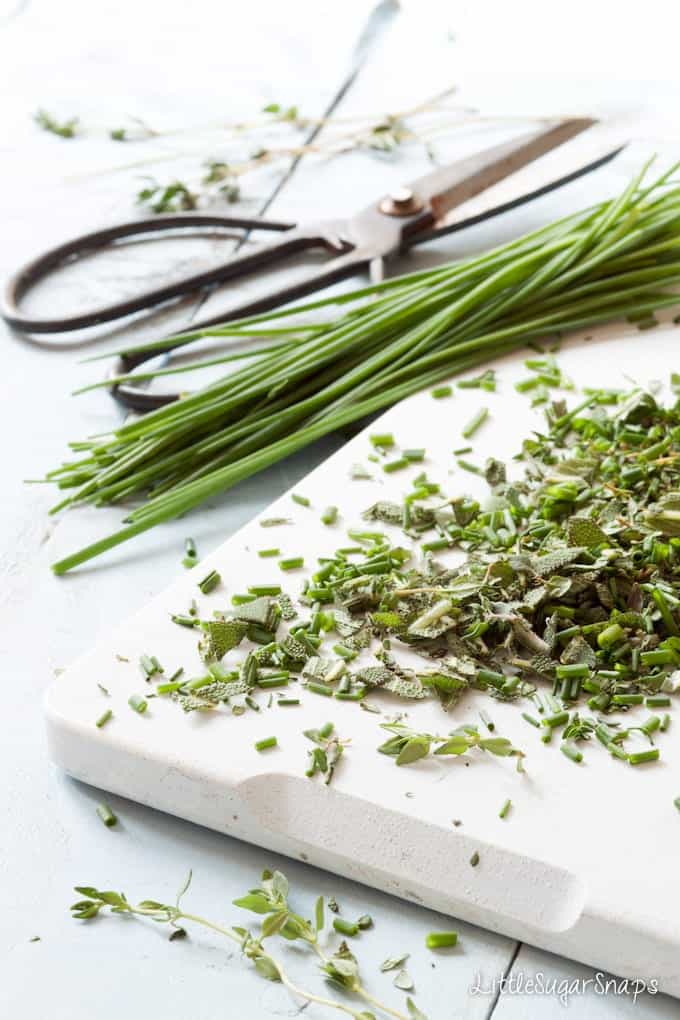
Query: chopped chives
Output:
[[452, 446, 472, 455], [95, 709, 112, 728], [332, 917, 359, 937], [457, 458, 482, 474], [611, 693, 643, 706], [469, 851, 480, 867], [431, 385, 452, 399], [96, 802, 117, 827], [383, 457, 409, 473], [171, 613, 198, 628], [279, 557, 304, 571], [182, 537, 198, 568], [403, 448, 425, 462], [198, 569, 221, 594], [542, 711, 569, 729], [370, 433, 395, 448], [480, 709, 494, 732], [499, 798, 512, 819], [257, 677, 289, 689], [255, 736, 277, 752], [231, 593, 256, 605], [522, 712, 540, 728], [357, 914, 373, 930], [248, 584, 282, 596], [128, 694, 148, 714], [333, 643, 358, 661], [674, 797, 680, 812], [597, 623, 624, 648], [335, 689, 366, 701], [461, 407, 488, 439], [646, 694, 671, 708], [561, 741, 583, 764], [425, 931, 458, 949], [156, 680, 184, 694], [257, 548, 280, 558], [139, 653, 161, 677], [292, 493, 310, 507], [277, 698, 300, 706], [628, 748, 660, 765], [306, 681, 333, 697], [321, 506, 338, 525]]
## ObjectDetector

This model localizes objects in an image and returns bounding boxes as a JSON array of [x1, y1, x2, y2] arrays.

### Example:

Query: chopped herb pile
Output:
[[145, 382, 680, 773]]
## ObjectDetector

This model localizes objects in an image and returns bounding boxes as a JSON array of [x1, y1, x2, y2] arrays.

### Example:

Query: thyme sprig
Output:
[[72, 869, 417, 1019]]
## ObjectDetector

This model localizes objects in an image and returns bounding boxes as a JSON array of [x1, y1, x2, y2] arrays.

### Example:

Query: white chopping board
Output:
[[46, 322, 680, 997]]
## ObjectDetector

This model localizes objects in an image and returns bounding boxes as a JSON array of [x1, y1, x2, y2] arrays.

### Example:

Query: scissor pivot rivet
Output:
[[379, 187, 424, 217]]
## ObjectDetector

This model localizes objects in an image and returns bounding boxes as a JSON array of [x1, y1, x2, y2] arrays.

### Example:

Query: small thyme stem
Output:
[[177, 913, 372, 1019]]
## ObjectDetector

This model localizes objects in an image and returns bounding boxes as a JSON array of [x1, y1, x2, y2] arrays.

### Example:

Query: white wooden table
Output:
[[1, 2, 679, 1017]]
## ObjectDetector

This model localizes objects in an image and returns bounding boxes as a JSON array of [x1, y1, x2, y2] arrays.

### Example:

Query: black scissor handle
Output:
[[1, 213, 297, 334]]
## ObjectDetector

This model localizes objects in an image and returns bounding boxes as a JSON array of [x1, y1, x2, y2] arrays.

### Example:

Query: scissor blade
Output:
[[410, 118, 597, 222]]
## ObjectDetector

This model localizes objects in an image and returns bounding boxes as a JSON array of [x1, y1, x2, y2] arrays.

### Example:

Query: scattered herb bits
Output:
[[332, 917, 358, 937], [128, 694, 148, 714], [254, 736, 277, 752], [197, 569, 221, 594], [425, 931, 458, 949], [182, 537, 198, 569], [431, 385, 452, 399], [321, 506, 338, 525], [292, 493, 310, 508], [96, 802, 117, 828], [95, 709, 112, 729], [258, 548, 280, 558], [370, 433, 395, 449], [499, 798, 512, 820], [461, 407, 488, 439], [278, 557, 304, 571]]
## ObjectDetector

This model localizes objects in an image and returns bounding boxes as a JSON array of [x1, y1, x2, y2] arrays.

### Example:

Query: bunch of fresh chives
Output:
[[48, 160, 680, 573]]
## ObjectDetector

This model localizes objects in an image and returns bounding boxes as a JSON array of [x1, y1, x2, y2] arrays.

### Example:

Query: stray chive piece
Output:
[[279, 556, 304, 571], [431, 385, 453, 399], [370, 432, 395, 449], [277, 698, 300, 706], [403, 448, 425, 462], [561, 741, 583, 764], [96, 802, 117, 828], [425, 931, 458, 949], [182, 537, 197, 569], [332, 917, 359, 937], [674, 796, 680, 813], [470, 851, 480, 867], [499, 798, 512, 819], [248, 584, 282, 596], [321, 506, 338, 526], [357, 914, 373, 930], [258, 548, 280, 558], [383, 457, 410, 473], [255, 736, 277, 752], [628, 748, 660, 765], [198, 569, 221, 594], [292, 493, 310, 507], [461, 407, 489, 439], [128, 694, 148, 714], [95, 709, 112, 729]]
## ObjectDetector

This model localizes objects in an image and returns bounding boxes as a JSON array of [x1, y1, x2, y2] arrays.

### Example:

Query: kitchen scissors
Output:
[[2, 118, 623, 410]]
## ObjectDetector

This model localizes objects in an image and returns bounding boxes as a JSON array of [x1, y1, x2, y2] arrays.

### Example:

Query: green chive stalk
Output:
[[48, 162, 680, 572]]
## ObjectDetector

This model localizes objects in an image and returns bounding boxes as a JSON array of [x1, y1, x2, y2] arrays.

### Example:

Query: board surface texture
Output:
[[46, 327, 680, 997]]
